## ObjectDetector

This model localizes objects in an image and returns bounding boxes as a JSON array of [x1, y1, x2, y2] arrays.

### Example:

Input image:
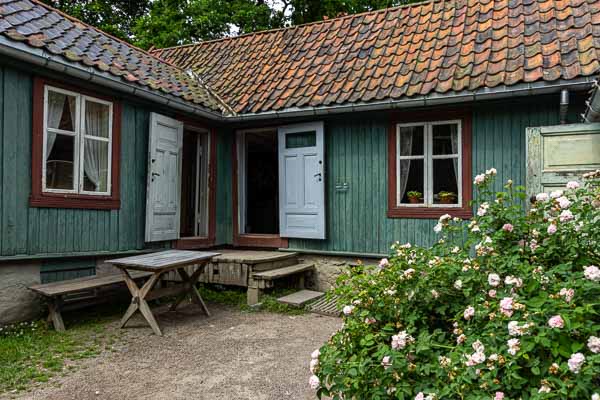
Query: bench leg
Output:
[[48, 300, 65, 332]]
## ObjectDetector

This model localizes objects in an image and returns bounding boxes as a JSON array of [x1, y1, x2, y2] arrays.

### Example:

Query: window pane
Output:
[[433, 158, 459, 204], [47, 91, 76, 131], [399, 125, 424, 156], [46, 134, 74, 190], [85, 100, 110, 138], [285, 131, 316, 148], [399, 159, 424, 204], [83, 139, 109, 193], [432, 123, 459, 155]]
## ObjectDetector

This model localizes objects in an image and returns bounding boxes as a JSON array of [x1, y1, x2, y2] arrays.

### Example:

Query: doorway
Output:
[[238, 130, 279, 235], [180, 129, 209, 238]]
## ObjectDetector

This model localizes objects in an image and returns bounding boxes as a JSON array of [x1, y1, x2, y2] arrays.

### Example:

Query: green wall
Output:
[[287, 96, 583, 255], [0, 65, 155, 259]]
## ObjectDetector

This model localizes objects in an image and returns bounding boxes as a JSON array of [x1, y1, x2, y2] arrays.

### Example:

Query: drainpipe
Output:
[[559, 89, 569, 124], [583, 80, 600, 123]]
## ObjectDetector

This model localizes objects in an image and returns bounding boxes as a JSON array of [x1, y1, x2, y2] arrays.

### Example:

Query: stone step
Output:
[[252, 263, 314, 280], [277, 290, 324, 307]]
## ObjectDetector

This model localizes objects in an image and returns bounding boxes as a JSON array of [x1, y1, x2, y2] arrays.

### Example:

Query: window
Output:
[[31, 78, 121, 209], [388, 112, 472, 219]]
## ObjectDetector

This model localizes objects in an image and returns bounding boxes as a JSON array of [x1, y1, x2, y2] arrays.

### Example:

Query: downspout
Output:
[[559, 89, 569, 124], [583, 80, 600, 123]]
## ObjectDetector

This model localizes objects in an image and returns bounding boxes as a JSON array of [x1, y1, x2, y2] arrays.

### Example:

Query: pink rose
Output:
[[502, 223, 513, 232], [566, 181, 580, 189], [547, 224, 557, 235], [488, 289, 497, 298], [495, 392, 505, 400], [548, 315, 564, 329]]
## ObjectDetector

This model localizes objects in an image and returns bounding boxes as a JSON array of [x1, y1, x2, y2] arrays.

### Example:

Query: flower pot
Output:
[[439, 197, 456, 204], [408, 197, 421, 204]]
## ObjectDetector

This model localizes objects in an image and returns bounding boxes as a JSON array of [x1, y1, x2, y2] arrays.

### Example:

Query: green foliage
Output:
[[407, 191, 422, 199], [40, 0, 150, 41], [310, 170, 600, 399], [288, 0, 415, 25]]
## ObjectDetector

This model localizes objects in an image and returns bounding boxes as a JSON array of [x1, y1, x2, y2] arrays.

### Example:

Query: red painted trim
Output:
[[29, 76, 121, 210], [232, 130, 288, 248], [387, 109, 473, 219]]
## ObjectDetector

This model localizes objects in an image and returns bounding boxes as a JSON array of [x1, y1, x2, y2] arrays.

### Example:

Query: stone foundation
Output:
[[297, 254, 379, 292], [0, 261, 42, 325]]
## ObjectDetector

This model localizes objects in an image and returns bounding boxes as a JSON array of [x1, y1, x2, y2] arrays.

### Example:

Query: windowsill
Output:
[[29, 192, 120, 210], [387, 206, 472, 219]]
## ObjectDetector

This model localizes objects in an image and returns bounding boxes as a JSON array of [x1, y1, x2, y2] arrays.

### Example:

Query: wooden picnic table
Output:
[[107, 250, 220, 336]]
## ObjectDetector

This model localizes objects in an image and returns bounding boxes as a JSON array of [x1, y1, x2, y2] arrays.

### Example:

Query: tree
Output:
[[284, 0, 413, 25], [41, 0, 150, 41]]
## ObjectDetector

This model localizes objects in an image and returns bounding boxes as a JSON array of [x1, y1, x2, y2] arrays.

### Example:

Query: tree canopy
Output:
[[42, 0, 416, 50]]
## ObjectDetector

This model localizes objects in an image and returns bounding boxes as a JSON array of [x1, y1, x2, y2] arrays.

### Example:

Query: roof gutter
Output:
[[0, 37, 226, 122], [228, 76, 596, 122], [583, 79, 600, 123]]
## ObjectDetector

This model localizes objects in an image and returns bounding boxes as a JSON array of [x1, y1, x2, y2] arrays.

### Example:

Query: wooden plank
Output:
[[277, 290, 324, 307], [29, 271, 152, 296], [252, 263, 314, 280], [108, 250, 220, 271]]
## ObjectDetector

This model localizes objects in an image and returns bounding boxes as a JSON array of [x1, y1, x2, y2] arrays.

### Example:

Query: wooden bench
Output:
[[247, 263, 314, 305], [29, 271, 153, 331]]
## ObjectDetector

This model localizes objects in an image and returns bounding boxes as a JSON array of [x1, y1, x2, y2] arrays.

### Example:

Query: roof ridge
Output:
[[151, 0, 445, 54], [28, 0, 187, 71]]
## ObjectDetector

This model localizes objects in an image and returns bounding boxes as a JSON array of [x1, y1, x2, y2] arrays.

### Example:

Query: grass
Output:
[[0, 301, 126, 395], [198, 284, 308, 315]]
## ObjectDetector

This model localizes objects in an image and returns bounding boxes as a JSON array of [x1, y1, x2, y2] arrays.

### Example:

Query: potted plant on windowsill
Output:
[[438, 191, 457, 204], [407, 191, 422, 204]]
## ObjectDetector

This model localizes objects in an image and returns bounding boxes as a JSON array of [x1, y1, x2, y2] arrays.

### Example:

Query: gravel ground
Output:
[[10, 303, 341, 400]]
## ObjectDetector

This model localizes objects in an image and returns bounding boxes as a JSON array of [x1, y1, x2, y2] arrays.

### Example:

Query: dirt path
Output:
[[12, 304, 340, 400]]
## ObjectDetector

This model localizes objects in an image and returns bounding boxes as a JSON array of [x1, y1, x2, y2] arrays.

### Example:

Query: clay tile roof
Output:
[[0, 0, 228, 114], [153, 0, 600, 115]]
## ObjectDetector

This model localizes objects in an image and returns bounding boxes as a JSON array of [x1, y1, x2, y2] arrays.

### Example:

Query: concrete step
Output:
[[277, 290, 324, 307], [252, 263, 314, 280]]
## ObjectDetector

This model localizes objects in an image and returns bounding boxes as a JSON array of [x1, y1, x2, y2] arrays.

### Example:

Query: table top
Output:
[[107, 250, 221, 272]]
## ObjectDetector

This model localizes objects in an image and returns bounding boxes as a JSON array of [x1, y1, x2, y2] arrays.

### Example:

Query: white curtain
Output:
[[46, 94, 72, 159], [84, 104, 109, 191], [399, 130, 413, 202], [450, 125, 459, 180]]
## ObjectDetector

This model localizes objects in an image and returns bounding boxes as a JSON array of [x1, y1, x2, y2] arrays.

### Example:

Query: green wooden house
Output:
[[1, 0, 600, 323]]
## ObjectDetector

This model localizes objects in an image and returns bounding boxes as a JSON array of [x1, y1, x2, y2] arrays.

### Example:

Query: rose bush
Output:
[[310, 169, 600, 399]]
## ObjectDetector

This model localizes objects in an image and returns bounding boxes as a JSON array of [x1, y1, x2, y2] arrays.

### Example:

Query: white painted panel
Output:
[[278, 121, 325, 239], [145, 113, 183, 242]]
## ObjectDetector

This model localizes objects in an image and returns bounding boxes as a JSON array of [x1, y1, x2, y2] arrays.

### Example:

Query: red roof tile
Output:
[[153, 0, 600, 114]]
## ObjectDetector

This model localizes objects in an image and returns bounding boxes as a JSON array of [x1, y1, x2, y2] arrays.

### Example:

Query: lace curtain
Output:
[[450, 125, 459, 180], [399, 130, 413, 202], [83, 103, 109, 191], [46, 94, 75, 160]]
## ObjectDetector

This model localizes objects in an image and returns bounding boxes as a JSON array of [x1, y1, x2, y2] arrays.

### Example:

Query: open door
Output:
[[526, 123, 600, 200], [145, 113, 184, 242], [278, 122, 325, 239]]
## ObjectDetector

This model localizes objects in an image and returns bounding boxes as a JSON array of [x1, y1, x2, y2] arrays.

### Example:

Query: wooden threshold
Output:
[[234, 234, 288, 248]]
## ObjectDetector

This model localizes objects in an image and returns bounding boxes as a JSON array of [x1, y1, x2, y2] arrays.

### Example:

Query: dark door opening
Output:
[[180, 130, 209, 238], [244, 131, 279, 234]]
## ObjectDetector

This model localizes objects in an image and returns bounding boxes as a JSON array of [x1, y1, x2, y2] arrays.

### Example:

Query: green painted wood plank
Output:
[[0, 67, 4, 255]]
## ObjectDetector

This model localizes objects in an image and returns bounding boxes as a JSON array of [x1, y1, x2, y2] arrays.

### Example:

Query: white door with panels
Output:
[[278, 122, 326, 239], [526, 123, 600, 200], [145, 113, 184, 242]]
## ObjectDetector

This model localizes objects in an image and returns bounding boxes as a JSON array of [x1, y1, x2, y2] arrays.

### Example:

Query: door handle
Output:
[[152, 172, 161, 177], [314, 172, 322, 182]]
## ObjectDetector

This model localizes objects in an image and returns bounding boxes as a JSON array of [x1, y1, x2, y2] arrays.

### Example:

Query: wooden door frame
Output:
[[232, 129, 288, 248], [174, 122, 217, 249]]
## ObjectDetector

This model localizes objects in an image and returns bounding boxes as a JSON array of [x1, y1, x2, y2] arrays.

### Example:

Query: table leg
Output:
[[171, 266, 210, 316], [120, 270, 164, 336]]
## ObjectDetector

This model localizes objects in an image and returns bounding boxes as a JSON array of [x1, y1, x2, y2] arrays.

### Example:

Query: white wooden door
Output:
[[278, 122, 325, 239], [526, 123, 600, 199], [145, 113, 184, 242]]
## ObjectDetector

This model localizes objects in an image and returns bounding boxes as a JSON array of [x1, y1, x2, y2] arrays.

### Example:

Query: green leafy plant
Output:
[[309, 169, 600, 399], [437, 191, 457, 204]]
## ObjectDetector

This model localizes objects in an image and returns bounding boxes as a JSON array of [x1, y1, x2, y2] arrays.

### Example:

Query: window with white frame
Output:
[[396, 120, 462, 207], [43, 85, 113, 195]]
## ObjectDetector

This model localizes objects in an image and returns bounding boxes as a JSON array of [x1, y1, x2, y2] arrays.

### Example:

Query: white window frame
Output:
[[396, 119, 462, 208], [42, 85, 113, 196]]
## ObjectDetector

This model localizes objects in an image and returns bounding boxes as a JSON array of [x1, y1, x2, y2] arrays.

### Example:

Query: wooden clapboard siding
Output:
[[215, 128, 233, 245], [288, 95, 585, 255], [0, 65, 168, 259]]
